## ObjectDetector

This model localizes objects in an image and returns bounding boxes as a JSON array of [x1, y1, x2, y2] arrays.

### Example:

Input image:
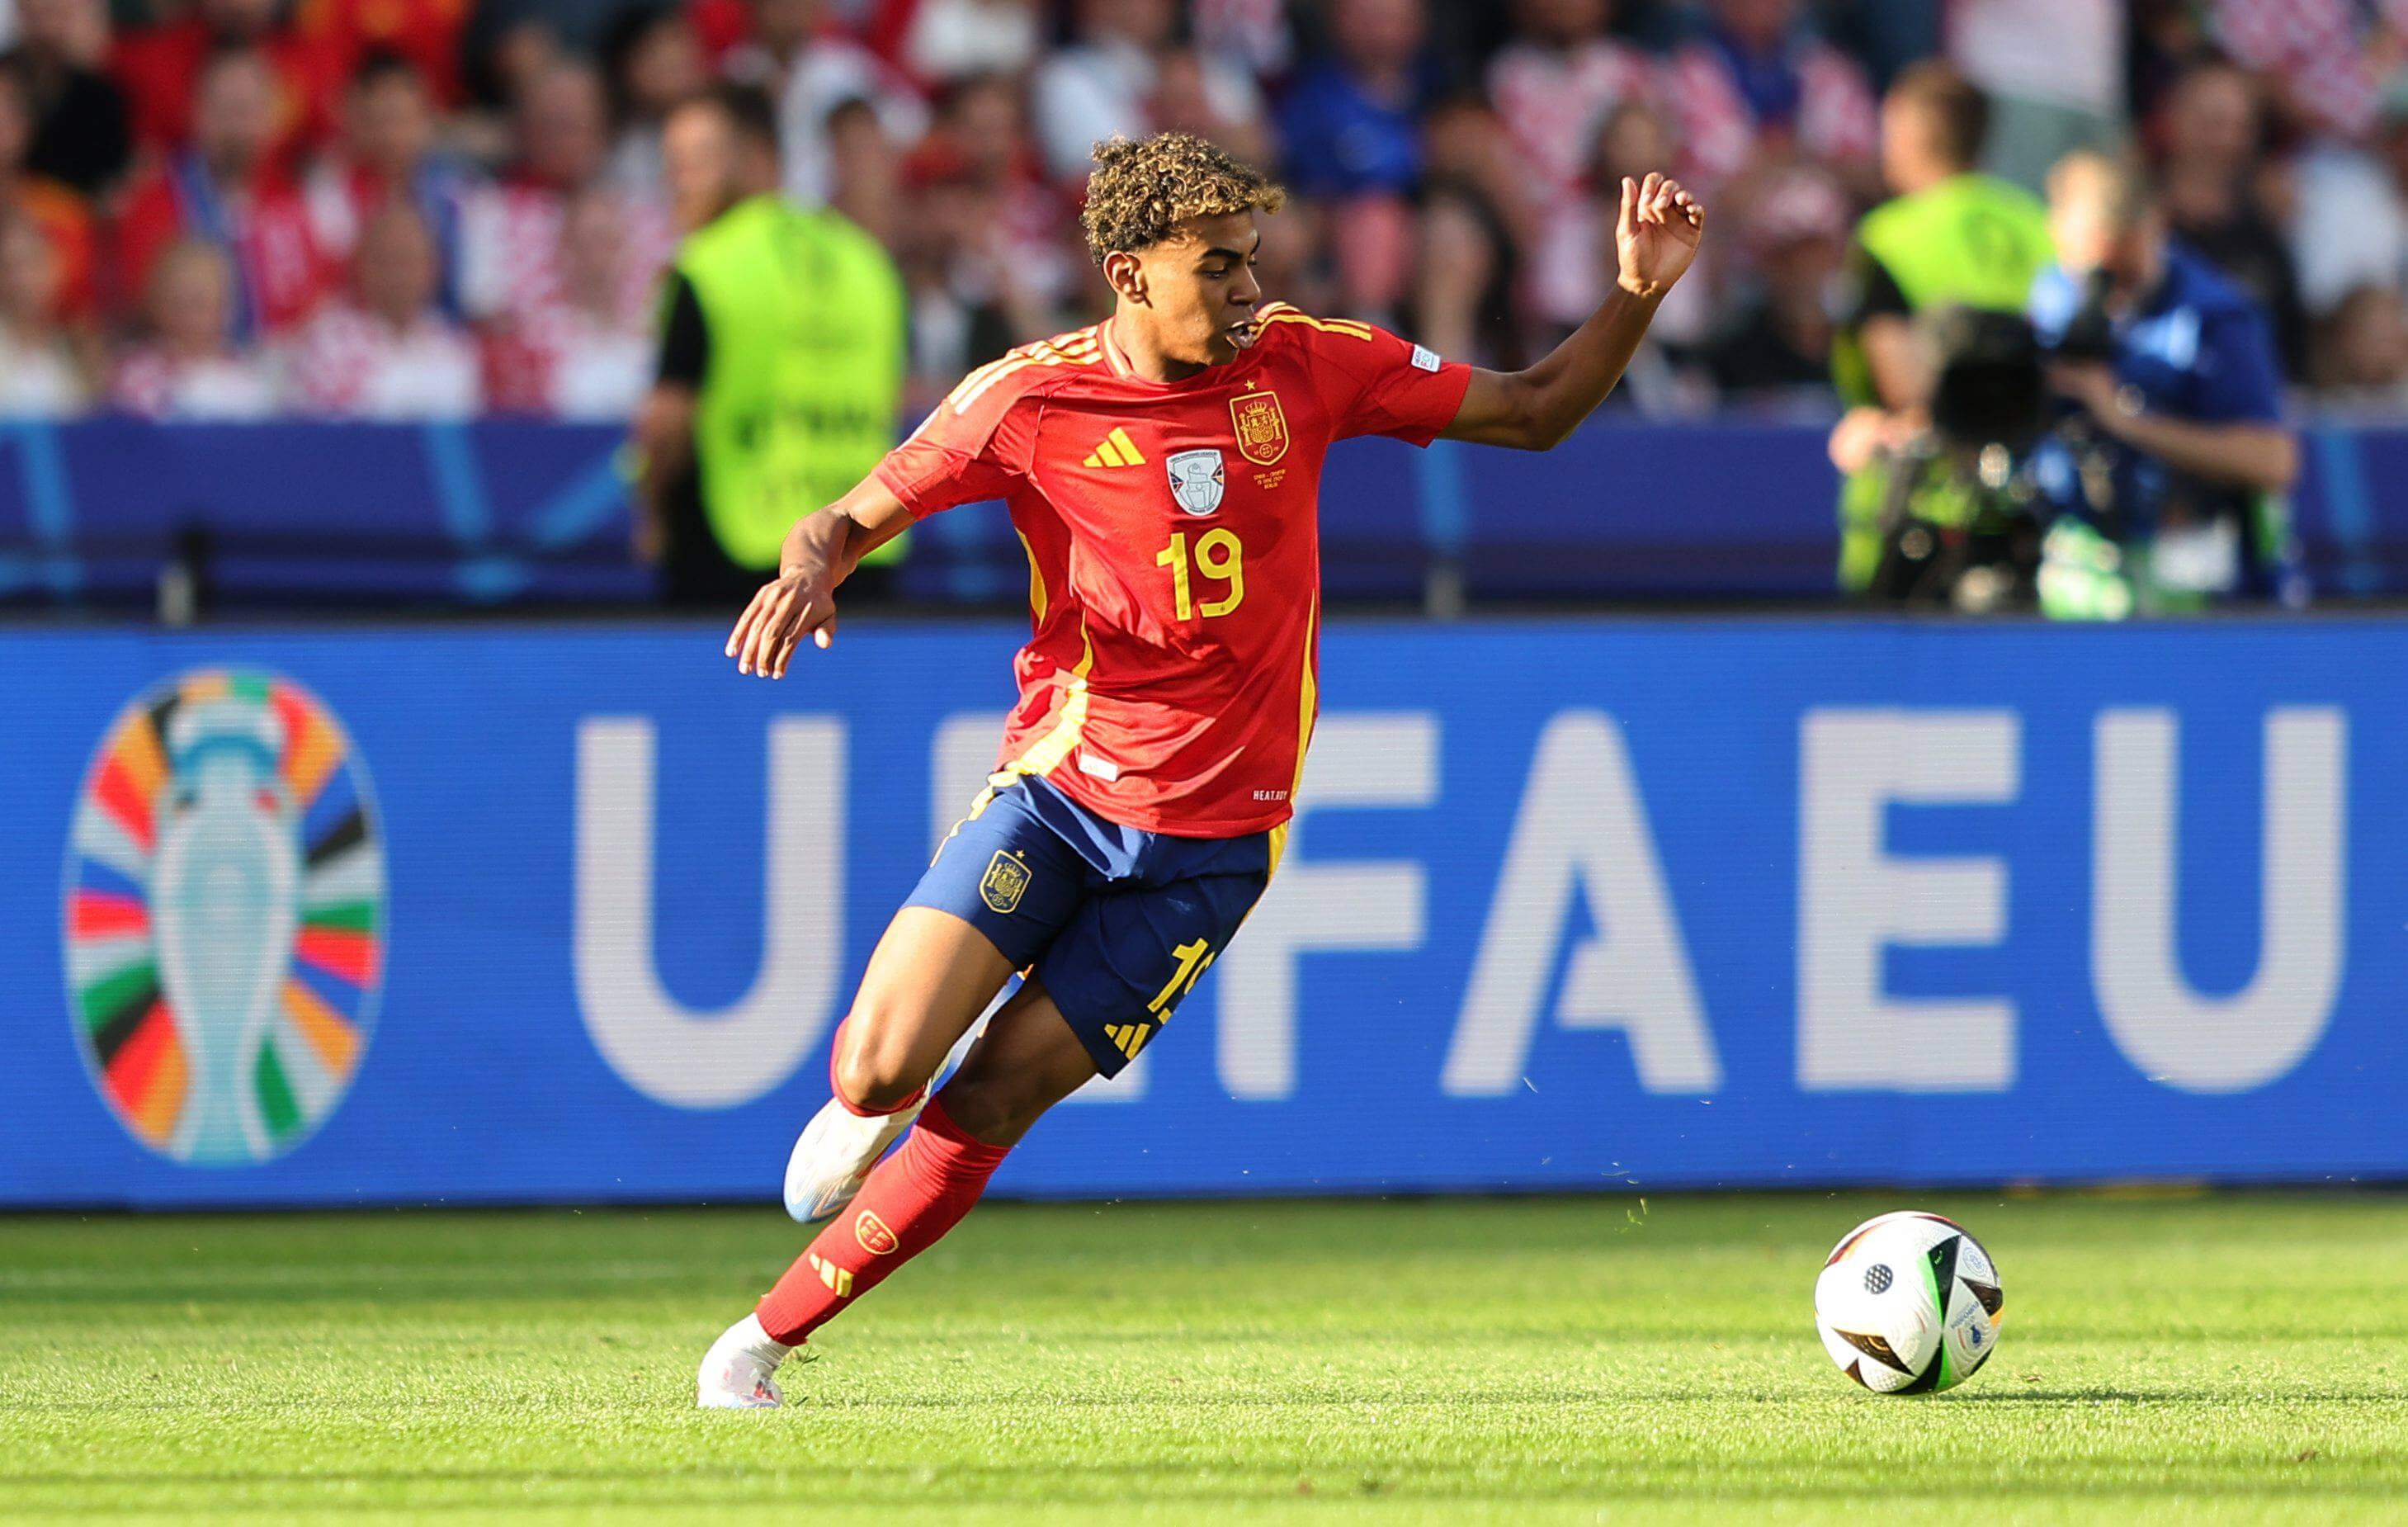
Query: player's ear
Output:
[[1102, 249, 1147, 306]]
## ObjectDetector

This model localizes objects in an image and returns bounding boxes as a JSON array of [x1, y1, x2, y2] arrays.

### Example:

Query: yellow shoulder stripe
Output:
[[1258, 310, 1376, 340]]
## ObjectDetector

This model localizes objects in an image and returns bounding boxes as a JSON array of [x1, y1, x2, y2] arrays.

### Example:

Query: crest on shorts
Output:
[[1165, 448, 1225, 516], [1230, 389, 1289, 466], [980, 849, 1031, 914]]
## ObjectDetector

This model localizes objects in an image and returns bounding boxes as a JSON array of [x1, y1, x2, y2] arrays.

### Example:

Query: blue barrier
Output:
[[4, 418, 2406, 604], [0, 617, 2396, 1208]]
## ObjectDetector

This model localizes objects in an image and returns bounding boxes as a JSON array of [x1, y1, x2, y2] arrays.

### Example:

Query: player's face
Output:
[[1139, 212, 1264, 367]]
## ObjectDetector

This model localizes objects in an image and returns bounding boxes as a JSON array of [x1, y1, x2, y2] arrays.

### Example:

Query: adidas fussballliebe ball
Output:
[[1814, 1211, 2004, 1393]]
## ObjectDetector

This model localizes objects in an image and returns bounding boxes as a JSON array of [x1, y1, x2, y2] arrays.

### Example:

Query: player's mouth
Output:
[[1225, 316, 1257, 348]]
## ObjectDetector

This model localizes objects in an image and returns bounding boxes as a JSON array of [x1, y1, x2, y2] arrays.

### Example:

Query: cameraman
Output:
[[2028, 151, 2302, 609]]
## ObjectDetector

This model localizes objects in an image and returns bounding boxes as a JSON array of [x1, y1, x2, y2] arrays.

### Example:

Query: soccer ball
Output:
[[1813, 1211, 2003, 1393]]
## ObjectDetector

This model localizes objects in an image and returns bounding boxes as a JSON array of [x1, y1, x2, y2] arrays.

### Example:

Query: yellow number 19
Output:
[[1156, 528, 1245, 620]]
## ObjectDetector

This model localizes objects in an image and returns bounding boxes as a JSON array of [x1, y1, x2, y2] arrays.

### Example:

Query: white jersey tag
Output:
[[1077, 752, 1121, 782], [1409, 344, 1442, 372]]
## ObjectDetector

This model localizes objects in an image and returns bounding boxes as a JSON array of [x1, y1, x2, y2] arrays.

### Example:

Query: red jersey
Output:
[[875, 304, 1471, 838]]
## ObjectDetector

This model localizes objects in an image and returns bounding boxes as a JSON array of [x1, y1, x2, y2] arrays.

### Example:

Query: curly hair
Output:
[[1079, 132, 1287, 265]]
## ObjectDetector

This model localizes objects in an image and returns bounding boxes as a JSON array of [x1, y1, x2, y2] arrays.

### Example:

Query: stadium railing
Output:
[[2, 418, 2403, 612]]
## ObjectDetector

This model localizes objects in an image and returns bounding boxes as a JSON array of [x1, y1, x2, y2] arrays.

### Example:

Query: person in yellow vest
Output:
[[1826, 61, 2053, 592], [634, 83, 906, 609]]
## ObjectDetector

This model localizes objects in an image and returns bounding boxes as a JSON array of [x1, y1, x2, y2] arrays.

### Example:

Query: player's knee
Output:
[[830, 1017, 929, 1114]]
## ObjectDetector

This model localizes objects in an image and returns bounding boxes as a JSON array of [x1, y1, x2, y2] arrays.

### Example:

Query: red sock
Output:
[[754, 1094, 1010, 1345]]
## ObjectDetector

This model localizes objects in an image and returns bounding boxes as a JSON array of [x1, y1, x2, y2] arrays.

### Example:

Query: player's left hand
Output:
[[1615, 173, 1705, 300], [726, 570, 838, 678]]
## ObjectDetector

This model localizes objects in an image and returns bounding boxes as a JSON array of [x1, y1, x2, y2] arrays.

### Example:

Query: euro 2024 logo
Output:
[[64, 669, 385, 1165]]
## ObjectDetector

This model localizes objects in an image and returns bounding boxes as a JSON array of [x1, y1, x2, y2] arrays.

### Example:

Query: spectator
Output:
[[303, 51, 475, 314], [890, 0, 1041, 87], [4, 0, 131, 196], [1578, 97, 1711, 350], [1704, 166, 1848, 406], [1276, 0, 1435, 201], [1414, 92, 1525, 368], [2289, 87, 2408, 322], [1485, 0, 1652, 332], [2310, 283, 2408, 411], [0, 210, 92, 414], [908, 72, 1075, 315], [458, 59, 668, 328], [600, 4, 709, 204], [112, 236, 281, 418], [1946, 0, 2123, 192], [0, 62, 97, 320], [300, 0, 475, 106], [1661, 0, 1877, 197], [1487, 0, 1651, 192], [899, 166, 1055, 409], [482, 185, 654, 417], [286, 201, 480, 417], [635, 83, 904, 606], [2029, 150, 2301, 607], [1030, 0, 1260, 182], [727, 0, 927, 206], [1151, 42, 1273, 170], [824, 94, 904, 249], [2150, 58, 2306, 377], [113, 0, 342, 163], [1193, 0, 1291, 79], [115, 44, 330, 338], [2208, 0, 2404, 147]]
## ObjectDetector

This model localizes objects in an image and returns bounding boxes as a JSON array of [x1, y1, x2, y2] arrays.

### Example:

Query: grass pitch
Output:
[[2, 1193, 2405, 1524]]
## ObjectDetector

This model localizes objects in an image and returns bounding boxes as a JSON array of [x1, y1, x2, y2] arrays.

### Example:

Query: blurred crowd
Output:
[[12, 0, 2408, 421]]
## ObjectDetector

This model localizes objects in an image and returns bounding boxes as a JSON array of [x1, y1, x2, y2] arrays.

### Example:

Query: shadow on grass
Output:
[[5, 1462, 2405, 1510]]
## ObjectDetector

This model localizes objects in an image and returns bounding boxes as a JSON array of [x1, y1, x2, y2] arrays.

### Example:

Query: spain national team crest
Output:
[[855, 1208, 899, 1255], [64, 668, 385, 1166], [1230, 389, 1289, 466], [980, 849, 1031, 914], [1165, 448, 1225, 516]]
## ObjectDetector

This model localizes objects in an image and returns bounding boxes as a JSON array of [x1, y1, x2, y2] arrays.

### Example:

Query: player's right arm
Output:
[[727, 354, 1036, 678], [725, 475, 914, 678]]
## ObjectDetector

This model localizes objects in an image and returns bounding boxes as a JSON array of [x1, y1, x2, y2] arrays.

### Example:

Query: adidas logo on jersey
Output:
[[1084, 428, 1146, 468]]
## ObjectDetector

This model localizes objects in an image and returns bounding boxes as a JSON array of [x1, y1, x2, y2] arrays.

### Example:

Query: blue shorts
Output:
[[905, 773, 1271, 1076]]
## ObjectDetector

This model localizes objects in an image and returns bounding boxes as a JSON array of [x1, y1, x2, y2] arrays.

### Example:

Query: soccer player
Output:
[[698, 133, 1702, 1407]]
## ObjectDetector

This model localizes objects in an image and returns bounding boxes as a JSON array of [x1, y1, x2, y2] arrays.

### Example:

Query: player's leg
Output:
[[781, 907, 1013, 1222], [728, 867, 1269, 1391], [701, 783, 1092, 1408], [735, 979, 1098, 1373], [701, 910, 1017, 1409], [784, 775, 1088, 1223]]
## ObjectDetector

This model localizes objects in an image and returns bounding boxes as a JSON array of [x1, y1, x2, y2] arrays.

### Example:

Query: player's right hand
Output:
[[727, 570, 838, 678]]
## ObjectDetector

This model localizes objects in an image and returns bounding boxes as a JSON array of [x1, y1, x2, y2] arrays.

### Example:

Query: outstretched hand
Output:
[[726, 571, 838, 678], [1615, 173, 1705, 300]]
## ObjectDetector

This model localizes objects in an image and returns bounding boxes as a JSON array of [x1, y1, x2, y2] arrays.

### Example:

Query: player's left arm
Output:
[[1442, 173, 1704, 451]]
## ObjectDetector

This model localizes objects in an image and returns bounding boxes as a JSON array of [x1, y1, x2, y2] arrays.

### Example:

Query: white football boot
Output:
[[696, 1313, 808, 1410], [785, 1007, 994, 1222], [782, 1094, 927, 1223]]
